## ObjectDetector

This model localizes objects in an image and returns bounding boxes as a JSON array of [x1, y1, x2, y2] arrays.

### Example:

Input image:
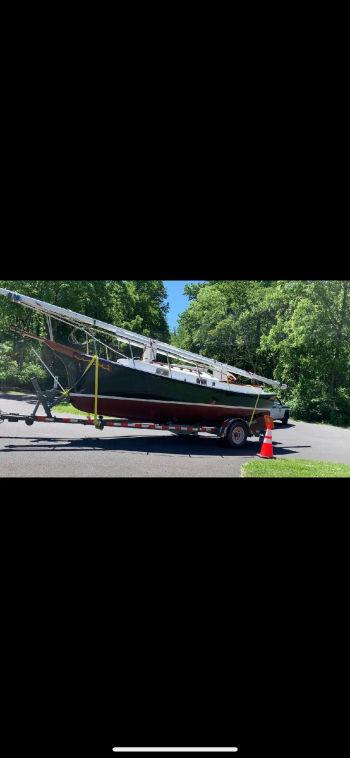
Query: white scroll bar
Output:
[[112, 750, 238, 753]]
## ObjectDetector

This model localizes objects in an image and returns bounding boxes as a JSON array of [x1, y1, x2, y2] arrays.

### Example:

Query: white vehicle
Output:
[[271, 399, 289, 425]]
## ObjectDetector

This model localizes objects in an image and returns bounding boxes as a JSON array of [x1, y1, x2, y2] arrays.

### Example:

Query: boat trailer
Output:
[[0, 377, 273, 448], [0, 411, 271, 447], [0, 412, 217, 433], [0, 403, 271, 452], [0, 373, 274, 448]]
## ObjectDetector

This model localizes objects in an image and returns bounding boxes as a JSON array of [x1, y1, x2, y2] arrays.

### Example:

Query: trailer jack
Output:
[[30, 378, 62, 418]]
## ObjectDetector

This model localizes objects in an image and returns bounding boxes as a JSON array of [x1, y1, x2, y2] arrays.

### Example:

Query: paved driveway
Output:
[[0, 394, 349, 477]]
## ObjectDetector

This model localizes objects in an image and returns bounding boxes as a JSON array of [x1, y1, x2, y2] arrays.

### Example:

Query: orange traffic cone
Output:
[[257, 426, 275, 459]]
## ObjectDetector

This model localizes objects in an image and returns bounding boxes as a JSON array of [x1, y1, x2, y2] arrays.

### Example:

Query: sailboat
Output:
[[0, 288, 286, 425]]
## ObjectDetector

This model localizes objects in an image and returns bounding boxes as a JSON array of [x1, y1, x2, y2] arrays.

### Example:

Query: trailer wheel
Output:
[[225, 420, 248, 448]]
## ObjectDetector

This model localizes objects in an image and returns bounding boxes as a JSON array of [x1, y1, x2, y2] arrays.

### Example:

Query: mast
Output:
[[0, 287, 287, 389]]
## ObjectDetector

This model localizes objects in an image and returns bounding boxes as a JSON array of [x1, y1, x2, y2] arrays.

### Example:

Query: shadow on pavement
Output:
[[1, 433, 265, 457], [272, 442, 311, 455], [0, 393, 37, 403]]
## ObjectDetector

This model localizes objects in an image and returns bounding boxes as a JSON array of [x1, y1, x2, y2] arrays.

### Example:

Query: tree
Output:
[[121, 281, 170, 340], [175, 280, 350, 427], [0, 280, 171, 389]]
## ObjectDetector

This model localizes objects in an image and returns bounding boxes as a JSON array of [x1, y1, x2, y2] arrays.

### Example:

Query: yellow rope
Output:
[[60, 354, 100, 429], [248, 388, 263, 428], [94, 355, 99, 428], [60, 354, 98, 399]]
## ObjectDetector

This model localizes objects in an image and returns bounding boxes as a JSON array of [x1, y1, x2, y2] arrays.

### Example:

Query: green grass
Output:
[[1, 390, 29, 395], [241, 458, 350, 478], [53, 402, 90, 416], [2, 393, 116, 419], [53, 402, 115, 419]]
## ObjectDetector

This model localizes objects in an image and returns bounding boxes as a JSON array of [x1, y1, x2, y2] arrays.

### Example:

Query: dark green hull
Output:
[[58, 352, 275, 424]]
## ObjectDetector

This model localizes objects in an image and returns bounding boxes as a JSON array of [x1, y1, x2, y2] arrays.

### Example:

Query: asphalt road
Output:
[[0, 394, 349, 477]]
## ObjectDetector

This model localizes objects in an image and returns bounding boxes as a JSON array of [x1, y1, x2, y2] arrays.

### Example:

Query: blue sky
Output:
[[164, 281, 207, 331]]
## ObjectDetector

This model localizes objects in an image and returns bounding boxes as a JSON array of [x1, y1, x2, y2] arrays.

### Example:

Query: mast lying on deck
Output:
[[0, 287, 287, 389]]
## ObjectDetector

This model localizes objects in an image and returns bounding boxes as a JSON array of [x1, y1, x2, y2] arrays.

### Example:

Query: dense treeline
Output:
[[0, 280, 169, 389], [173, 281, 350, 427]]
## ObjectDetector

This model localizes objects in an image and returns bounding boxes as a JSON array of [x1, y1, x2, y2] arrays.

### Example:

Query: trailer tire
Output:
[[225, 420, 249, 448]]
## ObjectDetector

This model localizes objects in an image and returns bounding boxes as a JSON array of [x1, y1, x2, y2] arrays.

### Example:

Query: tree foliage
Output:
[[0, 280, 169, 389], [175, 280, 350, 427]]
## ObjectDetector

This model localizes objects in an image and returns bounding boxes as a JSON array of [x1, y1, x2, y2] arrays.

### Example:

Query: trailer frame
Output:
[[0, 408, 272, 448]]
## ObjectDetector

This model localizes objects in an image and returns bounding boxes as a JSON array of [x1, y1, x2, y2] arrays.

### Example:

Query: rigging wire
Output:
[[6, 299, 206, 372], [30, 347, 65, 391], [1, 290, 285, 388], [8, 300, 197, 366], [20, 304, 128, 360]]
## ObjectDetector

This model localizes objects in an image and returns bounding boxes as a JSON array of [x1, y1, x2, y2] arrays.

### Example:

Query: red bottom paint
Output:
[[70, 395, 270, 425]]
